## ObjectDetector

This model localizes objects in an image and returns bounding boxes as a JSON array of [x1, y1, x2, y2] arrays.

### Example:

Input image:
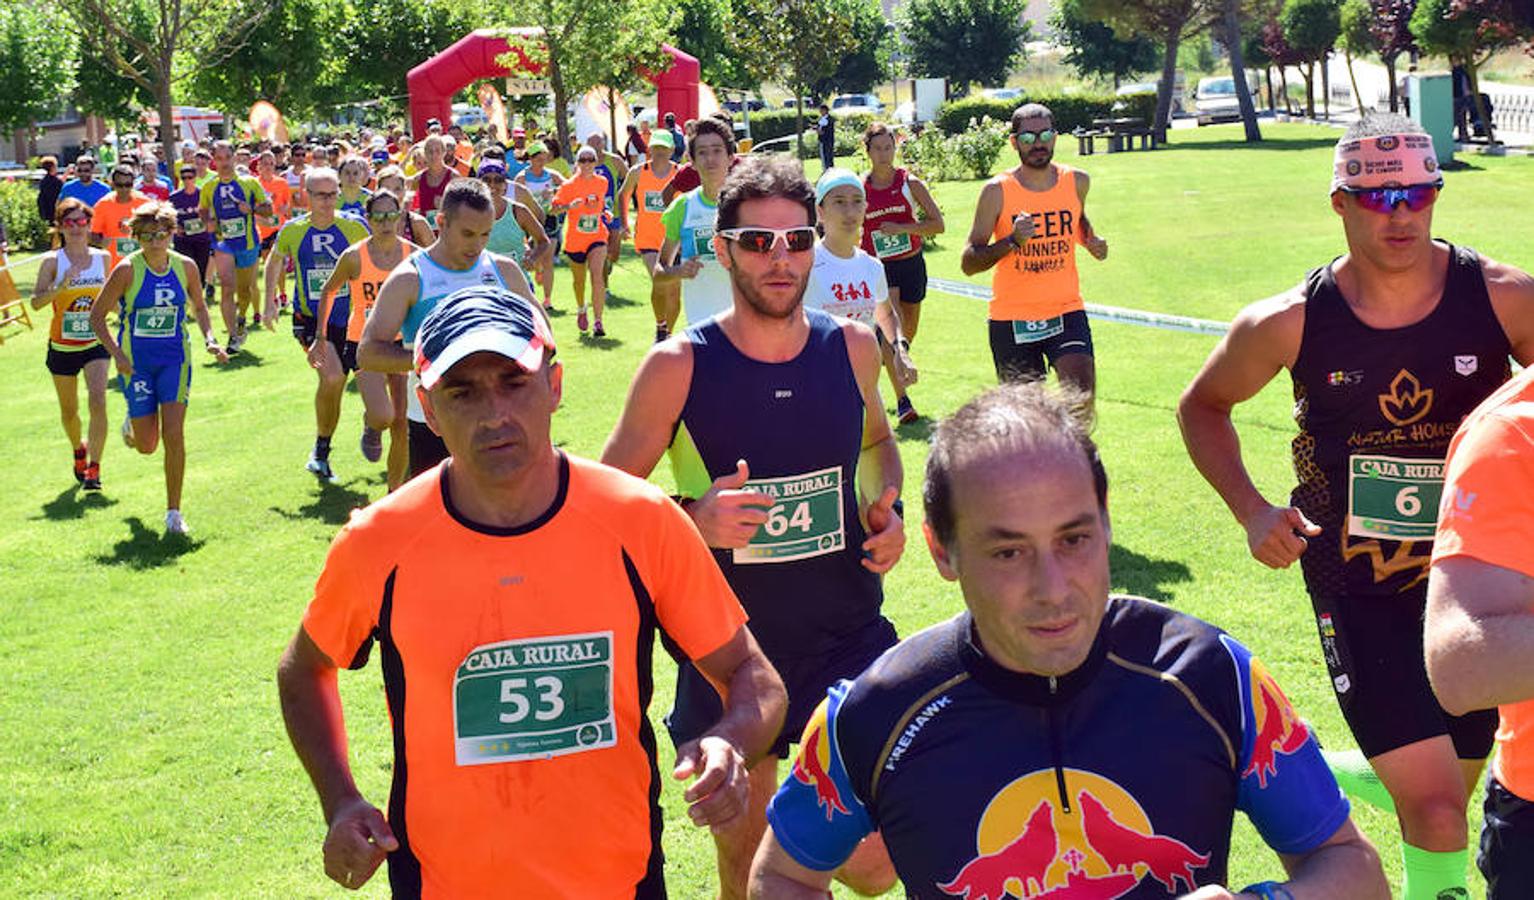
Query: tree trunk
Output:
[[1345, 50, 1364, 113], [607, 85, 619, 153], [1223, 0, 1260, 142], [1385, 57, 1399, 113], [1303, 62, 1315, 119], [157, 66, 177, 184], [1321, 53, 1330, 119], [1279, 65, 1292, 114], [1466, 63, 1497, 144], [794, 82, 807, 159], [1265, 68, 1275, 112], [548, 50, 572, 163], [1154, 32, 1181, 143]]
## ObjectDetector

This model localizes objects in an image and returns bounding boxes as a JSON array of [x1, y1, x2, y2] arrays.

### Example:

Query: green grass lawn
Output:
[[3, 123, 1530, 897]]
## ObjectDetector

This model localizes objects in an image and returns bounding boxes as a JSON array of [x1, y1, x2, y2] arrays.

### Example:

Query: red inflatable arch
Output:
[[407, 31, 700, 140]]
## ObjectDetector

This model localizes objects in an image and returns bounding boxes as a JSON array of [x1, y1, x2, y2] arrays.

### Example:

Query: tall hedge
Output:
[[936, 91, 1156, 135]]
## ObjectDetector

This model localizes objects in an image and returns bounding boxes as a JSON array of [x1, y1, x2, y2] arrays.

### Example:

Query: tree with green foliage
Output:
[[1081, 0, 1219, 141], [0, 5, 78, 137], [187, 0, 342, 120], [813, 0, 891, 97], [1368, 0, 1416, 112], [733, 0, 861, 154], [69, 2, 156, 124], [501, 0, 678, 160], [1217, 0, 1262, 141], [898, 0, 1032, 97], [1051, 0, 1161, 90], [56, 0, 273, 179], [329, 0, 488, 112], [673, 0, 759, 90], [1339, 0, 1373, 112], [1280, 0, 1340, 118], [1412, 0, 1529, 143]]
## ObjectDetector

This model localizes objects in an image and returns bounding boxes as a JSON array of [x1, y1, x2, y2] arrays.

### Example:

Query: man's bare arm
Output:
[[1427, 557, 1534, 715], [357, 266, 419, 374]]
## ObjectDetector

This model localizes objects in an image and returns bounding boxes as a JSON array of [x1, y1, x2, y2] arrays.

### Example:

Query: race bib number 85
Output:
[[453, 632, 616, 765], [733, 466, 846, 564]]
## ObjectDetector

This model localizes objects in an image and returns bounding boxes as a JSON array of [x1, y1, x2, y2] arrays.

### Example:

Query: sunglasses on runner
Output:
[[1337, 183, 1441, 214], [481, 175, 507, 184], [718, 226, 817, 254], [113, 179, 134, 188], [369, 210, 402, 222], [180, 170, 196, 178], [135, 229, 172, 242], [61, 216, 90, 227], [1016, 129, 1056, 144]]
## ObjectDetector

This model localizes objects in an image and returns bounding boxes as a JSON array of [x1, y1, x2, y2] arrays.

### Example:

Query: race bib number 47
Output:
[[453, 632, 616, 766], [733, 466, 846, 564], [1347, 454, 1445, 540]]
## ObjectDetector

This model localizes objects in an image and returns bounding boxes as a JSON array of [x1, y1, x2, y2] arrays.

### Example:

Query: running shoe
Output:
[[164, 509, 190, 535], [227, 330, 246, 355], [306, 454, 335, 481], [592, 320, 606, 338], [82, 463, 101, 491], [654, 325, 669, 344], [360, 427, 383, 463], [576, 309, 589, 332], [252, 313, 263, 328], [73, 444, 88, 483], [896, 395, 919, 425], [121, 417, 135, 448]]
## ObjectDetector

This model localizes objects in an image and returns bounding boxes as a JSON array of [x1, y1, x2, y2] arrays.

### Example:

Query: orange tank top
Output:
[[988, 164, 1085, 322], [347, 237, 415, 342], [634, 162, 675, 251]]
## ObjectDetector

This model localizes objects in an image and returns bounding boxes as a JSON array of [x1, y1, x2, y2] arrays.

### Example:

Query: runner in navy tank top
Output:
[[602, 156, 904, 899], [1180, 115, 1534, 900]]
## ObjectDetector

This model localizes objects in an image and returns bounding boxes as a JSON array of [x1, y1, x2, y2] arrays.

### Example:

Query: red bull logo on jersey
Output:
[[791, 705, 849, 821], [938, 769, 1210, 899], [1244, 657, 1310, 789]]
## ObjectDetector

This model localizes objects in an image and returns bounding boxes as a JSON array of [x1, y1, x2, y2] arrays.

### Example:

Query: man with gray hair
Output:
[[1180, 111, 1534, 900], [960, 103, 1108, 397], [753, 382, 1388, 900]]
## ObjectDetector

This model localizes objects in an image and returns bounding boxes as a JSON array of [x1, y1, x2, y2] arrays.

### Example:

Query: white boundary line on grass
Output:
[[928, 276, 1231, 336], [0, 252, 48, 274]]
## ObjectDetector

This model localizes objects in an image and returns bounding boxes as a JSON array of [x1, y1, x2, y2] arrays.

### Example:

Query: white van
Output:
[[1195, 73, 1261, 126]]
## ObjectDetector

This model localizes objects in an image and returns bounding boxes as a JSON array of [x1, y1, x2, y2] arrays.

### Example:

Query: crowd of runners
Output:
[[20, 96, 1534, 900]]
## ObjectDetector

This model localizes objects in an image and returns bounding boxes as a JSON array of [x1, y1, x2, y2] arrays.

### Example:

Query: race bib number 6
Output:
[[1346, 454, 1445, 540], [733, 466, 846, 564], [453, 632, 616, 765]]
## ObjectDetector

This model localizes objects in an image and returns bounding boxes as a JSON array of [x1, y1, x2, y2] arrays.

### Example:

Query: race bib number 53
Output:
[[733, 466, 846, 564], [453, 632, 616, 765]]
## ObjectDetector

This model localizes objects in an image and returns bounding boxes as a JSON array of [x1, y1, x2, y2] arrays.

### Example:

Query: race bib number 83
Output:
[[733, 466, 846, 564], [453, 632, 616, 765]]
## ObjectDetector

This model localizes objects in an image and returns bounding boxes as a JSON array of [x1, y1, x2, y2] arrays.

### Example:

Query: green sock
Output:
[[1322, 748, 1396, 813], [1401, 842, 1469, 900]]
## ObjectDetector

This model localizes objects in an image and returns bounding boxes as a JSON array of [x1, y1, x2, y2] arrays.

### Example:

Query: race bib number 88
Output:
[[1346, 454, 1444, 540], [733, 466, 846, 564], [453, 632, 616, 765]]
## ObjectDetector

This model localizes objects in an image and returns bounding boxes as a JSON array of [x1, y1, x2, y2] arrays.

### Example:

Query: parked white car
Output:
[[829, 93, 884, 117], [1195, 74, 1259, 126]]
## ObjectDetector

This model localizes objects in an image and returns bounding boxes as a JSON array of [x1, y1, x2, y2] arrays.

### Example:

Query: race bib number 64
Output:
[[453, 632, 616, 765], [733, 466, 846, 565]]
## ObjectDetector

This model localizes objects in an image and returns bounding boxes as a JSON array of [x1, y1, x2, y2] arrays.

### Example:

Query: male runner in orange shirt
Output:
[[278, 286, 785, 897], [1427, 363, 1534, 899]]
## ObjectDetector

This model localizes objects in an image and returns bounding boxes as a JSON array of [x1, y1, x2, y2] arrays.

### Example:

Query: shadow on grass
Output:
[[894, 416, 935, 444], [1163, 136, 1340, 153], [601, 291, 641, 309], [94, 516, 205, 569], [35, 486, 119, 521], [268, 477, 373, 526], [579, 332, 623, 349], [214, 348, 265, 371], [1110, 543, 1193, 602]]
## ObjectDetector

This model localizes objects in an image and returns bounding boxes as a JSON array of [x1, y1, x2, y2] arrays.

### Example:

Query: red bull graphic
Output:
[[1244, 658, 1310, 789], [791, 708, 849, 821], [939, 769, 1210, 899]]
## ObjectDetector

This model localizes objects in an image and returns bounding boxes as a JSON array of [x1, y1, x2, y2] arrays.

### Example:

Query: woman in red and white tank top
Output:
[[859, 123, 945, 346]]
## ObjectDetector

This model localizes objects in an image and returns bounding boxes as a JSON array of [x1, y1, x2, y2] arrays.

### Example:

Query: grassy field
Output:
[[3, 123, 1531, 897]]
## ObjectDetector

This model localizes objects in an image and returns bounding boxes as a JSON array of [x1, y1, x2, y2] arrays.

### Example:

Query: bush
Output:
[[0, 178, 51, 252], [936, 91, 1132, 135], [899, 116, 1010, 182], [744, 111, 873, 159], [1112, 91, 1158, 124]]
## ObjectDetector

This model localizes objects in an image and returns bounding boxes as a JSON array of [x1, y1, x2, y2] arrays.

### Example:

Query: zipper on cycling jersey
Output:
[[1047, 676, 1071, 813]]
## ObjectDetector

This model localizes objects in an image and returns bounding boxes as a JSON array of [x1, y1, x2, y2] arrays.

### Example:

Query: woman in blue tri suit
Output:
[[90, 202, 228, 535]]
